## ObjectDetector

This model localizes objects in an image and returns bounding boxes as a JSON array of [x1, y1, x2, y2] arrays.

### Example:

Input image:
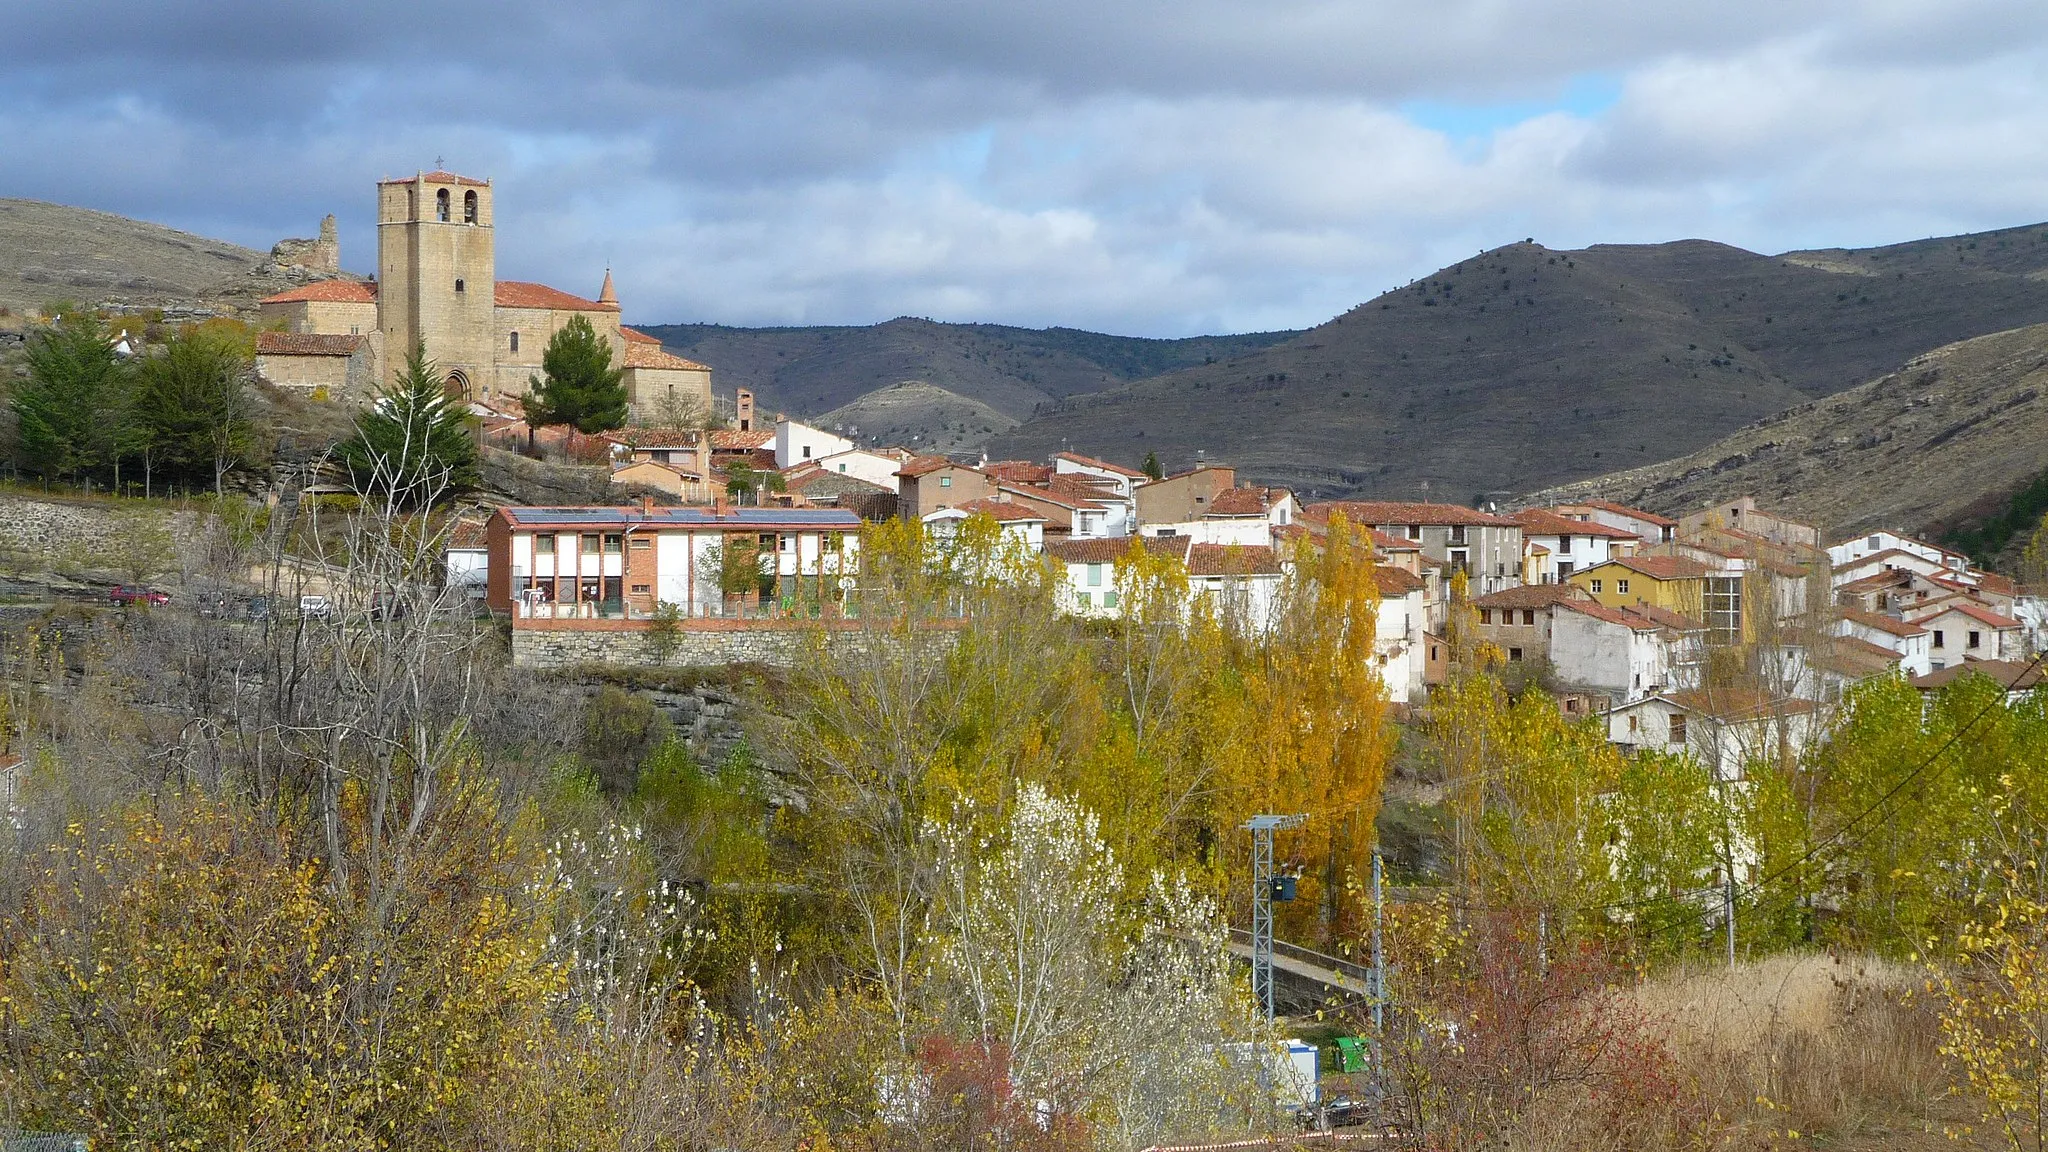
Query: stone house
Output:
[[1135, 462, 1238, 525], [253, 331, 377, 398], [1305, 501, 1525, 596], [897, 457, 995, 519]]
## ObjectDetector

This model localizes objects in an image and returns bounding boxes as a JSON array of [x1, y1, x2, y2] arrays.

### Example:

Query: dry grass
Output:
[[1502, 953, 1980, 1152]]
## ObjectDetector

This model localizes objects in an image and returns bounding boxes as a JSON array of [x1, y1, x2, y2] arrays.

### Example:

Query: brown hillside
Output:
[[995, 226, 2048, 501], [0, 199, 350, 315], [1521, 320, 2048, 539], [816, 381, 1017, 456], [636, 317, 1295, 434]]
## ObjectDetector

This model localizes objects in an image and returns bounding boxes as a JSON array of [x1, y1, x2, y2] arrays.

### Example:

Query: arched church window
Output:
[[510, 331, 520, 353], [464, 190, 478, 223], [436, 188, 450, 222]]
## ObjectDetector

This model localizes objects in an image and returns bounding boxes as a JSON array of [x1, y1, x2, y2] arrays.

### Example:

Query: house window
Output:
[[1932, 660, 1947, 671], [1449, 549, 1469, 574], [1087, 564, 1103, 588], [1628, 715, 1639, 733], [1559, 535, 1572, 550], [1969, 630, 1982, 649], [1508, 647, 1523, 662], [630, 538, 651, 550], [1592, 579, 1604, 593], [757, 533, 776, 549], [436, 188, 450, 221], [839, 463, 847, 472], [1523, 610, 1536, 626], [824, 532, 844, 552], [1077, 591, 1092, 608], [939, 476, 952, 488], [803, 446, 812, 458], [581, 534, 600, 554], [464, 189, 478, 223], [536, 534, 555, 554], [1448, 525, 1467, 545], [1479, 609, 1492, 624], [1867, 535, 1880, 548], [1669, 714, 1688, 743], [1407, 524, 1422, 539], [510, 331, 520, 353], [1557, 561, 1574, 577], [631, 583, 650, 594], [603, 534, 623, 554], [1933, 629, 1945, 649], [1617, 579, 1630, 595], [1104, 590, 1119, 609], [1194, 495, 1205, 504], [454, 278, 465, 293]]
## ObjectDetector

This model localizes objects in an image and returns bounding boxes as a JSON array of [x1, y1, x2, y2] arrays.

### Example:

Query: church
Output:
[[253, 171, 712, 422]]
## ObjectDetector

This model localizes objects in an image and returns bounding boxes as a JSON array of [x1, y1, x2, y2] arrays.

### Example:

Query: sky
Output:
[[9, 1, 2048, 336]]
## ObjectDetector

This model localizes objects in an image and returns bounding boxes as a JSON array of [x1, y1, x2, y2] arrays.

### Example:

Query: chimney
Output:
[[639, 494, 655, 515], [736, 389, 755, 433]]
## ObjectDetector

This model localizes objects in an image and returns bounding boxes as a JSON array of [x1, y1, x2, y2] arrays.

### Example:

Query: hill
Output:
[[1520, 319, 2048, 540], [815, 381, 1017, 455], [634, 317, 1295, 439], [994, 224, 2048, 501], [0, 198, 348, 316]]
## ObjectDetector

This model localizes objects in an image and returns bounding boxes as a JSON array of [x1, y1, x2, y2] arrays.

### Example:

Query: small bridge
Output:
[[1225, 930, 1375, 1013]]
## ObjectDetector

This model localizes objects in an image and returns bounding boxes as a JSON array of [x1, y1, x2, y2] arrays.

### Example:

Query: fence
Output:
[[1, 1132, 88, 1152]]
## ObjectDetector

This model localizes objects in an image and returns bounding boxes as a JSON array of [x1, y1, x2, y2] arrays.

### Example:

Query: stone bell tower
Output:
[[375, 170, 496, 393]]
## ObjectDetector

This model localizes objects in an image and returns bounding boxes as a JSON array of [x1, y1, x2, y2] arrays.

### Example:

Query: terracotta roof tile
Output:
[[1911, 659, 2046, 691], [380, 170, 491, 187], [984, 460, 1054, 484], [1048, 537, 1162, 564], [623, 342, 710, 371], [1307, 500, 1520, 528], [1557, 598, 1659, 629], [621, 326, 661, 344], [896, 454, 964, 477], [951, 498, 1046, 522], [711, 429, 775, 451], [1054, 451, 1147, 478], [1368, 528, 1421, 551], [1472, 583, 1587, 610], [446, 519, 489, 549], [1207, 486, 1288, 517], [494, 280, 619, 311], [1598, 555, 1709, 581], [602, 427, 704, 449], [1512, 507, 1642, 539], [1561, 499, 1677, 527], [259, 279, 377, 305], [1842, 609, 1929, 638], [1375, 567, 1426, 596], [254, 331, 368, 356], [1189, 543, 1282, 577], [1925, 601, 2024, 630]]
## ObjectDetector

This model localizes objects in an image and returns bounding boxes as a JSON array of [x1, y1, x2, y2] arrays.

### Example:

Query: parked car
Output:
[[246, 596, 271, 621], [298, 594, 331, 619], [110, 585, 169, 607]]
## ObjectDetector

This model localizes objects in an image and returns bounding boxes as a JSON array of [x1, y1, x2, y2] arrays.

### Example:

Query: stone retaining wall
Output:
[[512, 621, 822, 668]]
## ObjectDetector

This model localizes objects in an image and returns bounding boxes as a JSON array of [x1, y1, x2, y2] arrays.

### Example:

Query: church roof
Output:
[[621, 326, 661, 344], [623, 343, 711, 372], [493, 280, 620, 312], [379, 170, 490, 187], [255, 332, 369, 357], [259, 279, 377, 305]]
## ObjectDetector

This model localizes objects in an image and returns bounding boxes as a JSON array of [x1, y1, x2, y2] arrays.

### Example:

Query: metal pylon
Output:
[[1244, 813, 1305, 1020]]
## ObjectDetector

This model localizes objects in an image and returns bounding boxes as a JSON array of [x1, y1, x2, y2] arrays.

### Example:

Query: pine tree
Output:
[[130, 326, 255, 495], [337, 341, 479, 508], [13, 315, 125, 482], [1141, 450, 1163, 481], [522, 315, 628, 433]]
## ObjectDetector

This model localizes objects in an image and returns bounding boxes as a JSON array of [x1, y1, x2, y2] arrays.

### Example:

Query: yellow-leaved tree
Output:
[[1209, 512, 1393, 942]]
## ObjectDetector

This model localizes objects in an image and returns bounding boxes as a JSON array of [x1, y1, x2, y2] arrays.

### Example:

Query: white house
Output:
[[1605, 689, 1822, 781], [1052, 451, 1147, 499], [1142, 486, 1298, 548], [1551, 599, 1704, 702], [774, 418, 855, 470], [1187, 542, 1285, 631], [1772, 636, 1901, 703], [1046, 537, 1134, 617], [1909, 659, 2046, 704], [1552, 499, 1677, 547], [444, 520, 490, 599], [1374, 566, 1430, 705], [1512, 508, 1639, 581], [1828, 530, 1971, 573], [924, 499, 1047, 550], [1903, 599, 2028, 667], [1835, 609, 1933, 676], [810, 446, 912, 493]]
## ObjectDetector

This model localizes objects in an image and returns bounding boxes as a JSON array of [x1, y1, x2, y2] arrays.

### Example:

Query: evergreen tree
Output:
[[337, 341, 480, 508], [130, 326, 256, 494], [522, 315, 628, 433], [13, 315, 125, 482], [1141, 450, 1163, 481]]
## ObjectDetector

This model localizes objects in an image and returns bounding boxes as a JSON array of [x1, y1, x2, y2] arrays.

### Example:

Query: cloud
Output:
[[7, 0, 2048, 333]]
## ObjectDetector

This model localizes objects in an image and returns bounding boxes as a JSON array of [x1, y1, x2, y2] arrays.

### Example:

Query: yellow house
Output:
[[1566, 555, 1708, 621]]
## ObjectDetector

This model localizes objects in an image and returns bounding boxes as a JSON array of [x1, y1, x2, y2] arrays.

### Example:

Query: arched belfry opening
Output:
[[464, 190, 478, 223], [436, 188, 451, 222]]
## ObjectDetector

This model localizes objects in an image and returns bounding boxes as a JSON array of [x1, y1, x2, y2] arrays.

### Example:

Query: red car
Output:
[[110, 585, 170, 607]]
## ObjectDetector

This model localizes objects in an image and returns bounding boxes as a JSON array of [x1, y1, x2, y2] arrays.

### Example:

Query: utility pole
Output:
[[1245, 814, 1305, 1021], [1371, 846, 1386, 1034]]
